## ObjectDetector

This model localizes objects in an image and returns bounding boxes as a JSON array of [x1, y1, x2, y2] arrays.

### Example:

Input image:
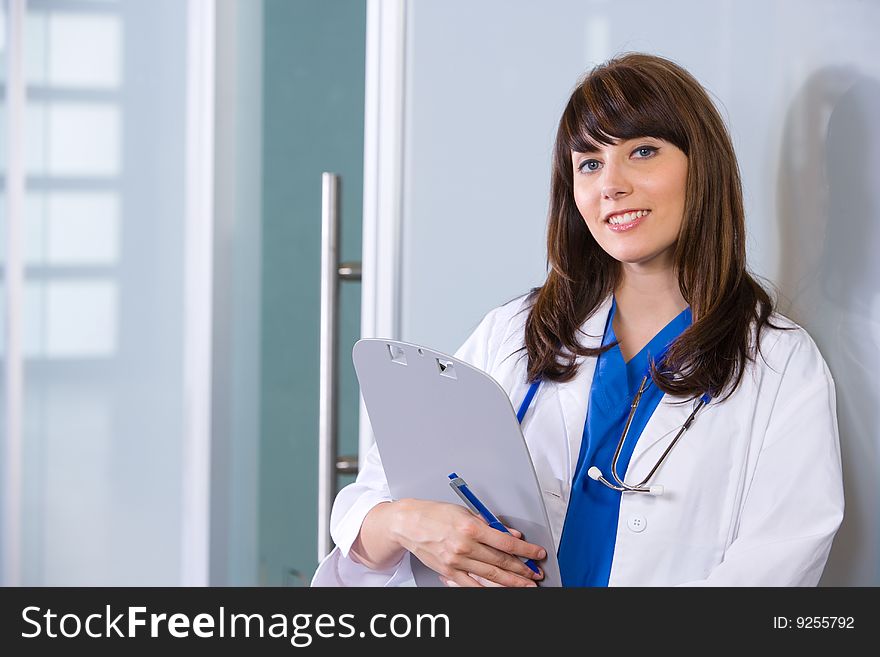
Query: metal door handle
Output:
[[335, 455, 359, 475], [318, 173, 362, 562]]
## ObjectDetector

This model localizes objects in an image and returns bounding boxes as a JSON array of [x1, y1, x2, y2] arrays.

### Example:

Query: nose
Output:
[[601, 162, 632, 200]]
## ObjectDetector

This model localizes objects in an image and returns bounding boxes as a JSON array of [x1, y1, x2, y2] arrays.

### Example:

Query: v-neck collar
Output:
[[552, 294, 703, 483], [603, 296, 692, 395]]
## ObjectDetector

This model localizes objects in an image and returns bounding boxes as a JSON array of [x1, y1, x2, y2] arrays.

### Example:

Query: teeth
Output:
[[608, 209, 649, 225]]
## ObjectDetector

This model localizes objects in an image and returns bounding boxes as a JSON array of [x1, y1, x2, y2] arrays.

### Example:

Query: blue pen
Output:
[[447, 472, 542, 576]]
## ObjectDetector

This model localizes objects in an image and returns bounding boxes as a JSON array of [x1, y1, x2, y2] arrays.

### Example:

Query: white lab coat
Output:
[[311, 294, 844, 586]]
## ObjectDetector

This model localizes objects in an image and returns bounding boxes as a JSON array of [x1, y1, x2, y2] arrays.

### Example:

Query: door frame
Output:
[[358, 0, 407, 466]]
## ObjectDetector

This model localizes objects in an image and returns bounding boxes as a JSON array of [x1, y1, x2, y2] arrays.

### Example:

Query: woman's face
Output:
[[571, 137, 688, 270]]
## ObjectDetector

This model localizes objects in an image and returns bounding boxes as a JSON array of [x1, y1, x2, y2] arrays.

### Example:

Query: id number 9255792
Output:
[[773, 616, 855, 629]]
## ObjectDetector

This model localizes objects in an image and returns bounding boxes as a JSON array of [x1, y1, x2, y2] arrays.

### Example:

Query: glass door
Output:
[[256, 0, 366, 587], [212, 0, 367, 586], [0, 0, 368, 586]]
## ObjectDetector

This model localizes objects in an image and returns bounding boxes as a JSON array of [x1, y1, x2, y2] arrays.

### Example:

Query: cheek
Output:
[[662, 166, 689, 213], [572, 186, 595, 220], [667, 184, 688, 231], [647, 174, 687, 224]]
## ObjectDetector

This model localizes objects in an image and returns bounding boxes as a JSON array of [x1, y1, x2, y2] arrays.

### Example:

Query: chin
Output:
[[606, 247, 658, 265], [602, 239, 677, 268]]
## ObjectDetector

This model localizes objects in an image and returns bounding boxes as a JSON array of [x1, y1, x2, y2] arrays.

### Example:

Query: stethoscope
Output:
[[516, 372, 711, 497]]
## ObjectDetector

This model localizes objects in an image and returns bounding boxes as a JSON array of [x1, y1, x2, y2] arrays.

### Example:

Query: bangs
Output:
[[563, 65, 689, 154]]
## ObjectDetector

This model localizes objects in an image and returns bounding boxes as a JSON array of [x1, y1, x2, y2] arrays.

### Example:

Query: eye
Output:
[[578, 159, 602, 174], [633, 145, 658, 158]]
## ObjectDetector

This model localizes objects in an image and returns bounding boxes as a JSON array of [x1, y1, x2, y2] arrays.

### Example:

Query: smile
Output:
[[605, 209, 651, 232]]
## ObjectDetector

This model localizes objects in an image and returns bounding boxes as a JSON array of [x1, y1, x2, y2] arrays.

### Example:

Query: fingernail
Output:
[[538, 549, 547, 559]]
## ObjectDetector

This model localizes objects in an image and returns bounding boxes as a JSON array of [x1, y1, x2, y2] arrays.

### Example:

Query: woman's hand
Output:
[[438, 529, 537, 587], [392, 499, 546, 588]]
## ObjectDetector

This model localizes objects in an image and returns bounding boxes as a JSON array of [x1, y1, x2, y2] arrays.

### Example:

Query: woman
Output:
[[312, 53, 844, 587]]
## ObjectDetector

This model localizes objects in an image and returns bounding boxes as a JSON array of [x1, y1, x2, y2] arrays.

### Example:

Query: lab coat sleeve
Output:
[[310, 440, 415, 586], [311, 302, 511, 586], [678, 331, 844, 586]]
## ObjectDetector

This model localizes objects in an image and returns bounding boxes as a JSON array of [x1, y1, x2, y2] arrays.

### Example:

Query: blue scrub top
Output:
[[518, 297, 692, 587]]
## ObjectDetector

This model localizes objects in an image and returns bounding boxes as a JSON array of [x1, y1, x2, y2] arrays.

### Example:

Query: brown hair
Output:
[[523, 53, 785, 402]]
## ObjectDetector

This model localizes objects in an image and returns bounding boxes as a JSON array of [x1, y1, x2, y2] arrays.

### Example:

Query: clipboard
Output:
[[352, 338, 562, 587]]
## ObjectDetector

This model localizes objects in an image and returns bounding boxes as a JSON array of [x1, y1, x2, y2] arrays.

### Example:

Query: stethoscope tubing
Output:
[[519, 374, 708, 495]]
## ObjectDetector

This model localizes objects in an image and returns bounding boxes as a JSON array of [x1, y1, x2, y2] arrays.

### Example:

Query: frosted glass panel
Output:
[[44, 280, 118, 357], [0, 8, 5, 82], [9, 0, 191, 585], [28, 192, 120, 266], [24, 102, 121, 177], [0, 4, 5, 365], [25, 9, 123, 88], [400, 0, 880, 585], [48, 13, 122, 87]]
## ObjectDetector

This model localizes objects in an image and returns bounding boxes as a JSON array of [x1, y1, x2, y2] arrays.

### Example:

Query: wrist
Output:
[[387, 498, 414, 551], [353, 499, 409, 571]]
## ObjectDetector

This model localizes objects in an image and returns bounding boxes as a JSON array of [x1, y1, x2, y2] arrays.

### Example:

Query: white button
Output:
[[627, 515, 647, 533]]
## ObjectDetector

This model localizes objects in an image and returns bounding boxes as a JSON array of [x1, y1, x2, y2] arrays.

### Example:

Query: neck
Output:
[[614, 263, 688, 328]]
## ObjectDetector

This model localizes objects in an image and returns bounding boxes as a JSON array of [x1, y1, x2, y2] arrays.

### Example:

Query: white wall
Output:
[[381, 0, 880, 585]]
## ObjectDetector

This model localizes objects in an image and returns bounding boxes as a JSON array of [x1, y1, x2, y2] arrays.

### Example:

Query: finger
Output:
[[449, 571, 482, 588], [486, 548, 542, 581], [467, 540, 545, 580], [480, 527, 547, 562], [468, 572, 504, 587], [445, 518, 543, 582], [439, 575, 457, 587], [502, 531, 545, 580], [460, 557, 538, 587]]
